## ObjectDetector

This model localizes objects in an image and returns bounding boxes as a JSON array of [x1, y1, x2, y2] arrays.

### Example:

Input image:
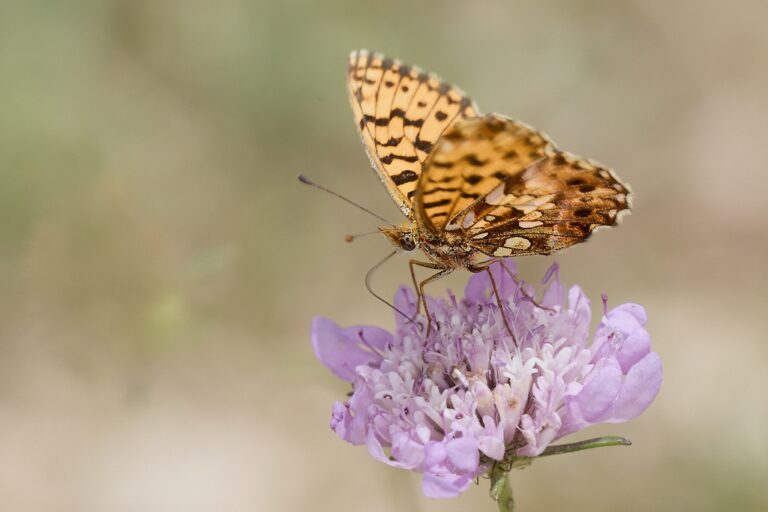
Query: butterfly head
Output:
[[380, 225, 418, 253]]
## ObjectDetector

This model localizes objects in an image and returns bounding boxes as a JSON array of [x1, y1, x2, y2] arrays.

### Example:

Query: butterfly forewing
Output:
[[416, 115, 630, 257], [347, 50, 479, 217]]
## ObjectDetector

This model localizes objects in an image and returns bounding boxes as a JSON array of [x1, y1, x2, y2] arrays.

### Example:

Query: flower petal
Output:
[[592, 305, 651, 371], [391, 430, 426, 468], [311, 316, 388, 382], [422, 471, 473, 498], [476, 417, 505, 460], [606, 352, 663, 422], [349, 324, 392, 351], [424, 440, 448, 468], [393, 286, 418, 330], [573, 356, 623, 422], [446, 437, 479, 473], [567, 285, 592, 345], [493, 381, 529, 444], [465, 271, 491, 303], [331, 402, 350, 439], [540, 263, 564, 308], [614, 325, 651, 372], [616, 302, 647, 325], [366, 430, 409, 469], [465, 261, 519, 303]]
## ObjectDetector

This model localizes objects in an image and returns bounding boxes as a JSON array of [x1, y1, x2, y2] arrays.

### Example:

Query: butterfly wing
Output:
[[347, 50, 479, 219], [415, 115, 631, 257], [415, 114, 555, 231]]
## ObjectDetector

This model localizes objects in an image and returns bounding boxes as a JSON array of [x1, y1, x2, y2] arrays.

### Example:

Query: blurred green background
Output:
[[1, 0, 767, 510]]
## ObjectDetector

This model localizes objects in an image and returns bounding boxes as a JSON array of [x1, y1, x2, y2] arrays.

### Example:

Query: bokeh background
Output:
[[1, 0, 767, 510]]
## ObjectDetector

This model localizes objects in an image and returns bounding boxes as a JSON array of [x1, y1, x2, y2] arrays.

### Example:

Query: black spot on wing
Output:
[[485, 117, 506, 132], [422, 186, 459, 195], [464, 154, 487, 166], [380, 137, 402, 147], [404, 118, 424, 128], [428, 174, 456, 183], [380, 154, 419, 165], [443, 130, 465, 142], [503, 150, 519, 160], [362, 114, 389, 127], [575, 208, 591, 218], [391, 170, 419, 185], [423, 198, 452, 209], [413, 138, 433, 153], [390, 108, 406, 119]]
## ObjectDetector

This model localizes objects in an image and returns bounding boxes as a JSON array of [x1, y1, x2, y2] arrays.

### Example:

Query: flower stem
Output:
[[489, 464, 515, 512], [539, 435, 631, 457], [487, 435, 630, 510], [496, 474, 514, 512]]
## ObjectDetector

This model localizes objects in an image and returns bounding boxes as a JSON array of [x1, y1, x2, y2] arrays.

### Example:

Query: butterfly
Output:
[[347, 49, 631, 331]]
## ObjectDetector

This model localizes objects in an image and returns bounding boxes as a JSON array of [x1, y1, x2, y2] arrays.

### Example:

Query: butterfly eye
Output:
[[400, 233, 416, 251]]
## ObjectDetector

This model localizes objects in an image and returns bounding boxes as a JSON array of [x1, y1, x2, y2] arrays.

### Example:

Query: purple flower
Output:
[[311, 262, 662, 498]]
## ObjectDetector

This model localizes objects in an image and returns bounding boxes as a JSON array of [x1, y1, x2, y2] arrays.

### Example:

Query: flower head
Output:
[[312, 262, 662, 498]]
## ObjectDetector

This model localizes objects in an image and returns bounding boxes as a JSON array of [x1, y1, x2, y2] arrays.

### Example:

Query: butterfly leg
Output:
[[495, 259, 556, 312], [418, 268, 455, 336], [473, 258, 554, 312], [408, 259, 444, 315], [408, 259, 452, 336], [467, 261, 516, 341]]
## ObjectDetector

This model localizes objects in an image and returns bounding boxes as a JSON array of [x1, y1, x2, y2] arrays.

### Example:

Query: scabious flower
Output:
[[311, 262, 662, 498]]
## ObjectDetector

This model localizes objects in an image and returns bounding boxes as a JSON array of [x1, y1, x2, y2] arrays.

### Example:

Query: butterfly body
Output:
[[382, 223, 477, 267], [347, 50, 631, 318]]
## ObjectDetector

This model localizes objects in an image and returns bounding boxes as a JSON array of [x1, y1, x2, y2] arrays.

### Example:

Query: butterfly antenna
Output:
[[298, 174, 393, 225], [344, 231, 380, 243], [365, 250, 412, 321]]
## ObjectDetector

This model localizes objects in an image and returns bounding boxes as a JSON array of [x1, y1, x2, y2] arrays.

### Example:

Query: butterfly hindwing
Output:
[[347, 50, 479, 218], [416, 115, 630, 257]]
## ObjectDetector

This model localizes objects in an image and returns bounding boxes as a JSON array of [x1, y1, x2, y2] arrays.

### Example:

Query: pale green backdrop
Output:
[[1, 0, 767, 510]]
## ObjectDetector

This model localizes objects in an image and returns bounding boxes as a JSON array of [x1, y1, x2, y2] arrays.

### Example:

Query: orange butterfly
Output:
[[346, 50, 630, 332]]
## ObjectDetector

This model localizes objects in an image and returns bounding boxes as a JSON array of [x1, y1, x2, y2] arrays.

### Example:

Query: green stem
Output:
[[487, 436, 630, 510], [496, 474, 514, 512], [539, 435, 631, 457], [489, 464, 515, 512]]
